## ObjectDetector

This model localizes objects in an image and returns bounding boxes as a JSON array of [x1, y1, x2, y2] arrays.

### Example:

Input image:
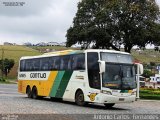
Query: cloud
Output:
[[0, 0, 79, 44], [0, 0, 159, 45], [156, 0, 160, 7]]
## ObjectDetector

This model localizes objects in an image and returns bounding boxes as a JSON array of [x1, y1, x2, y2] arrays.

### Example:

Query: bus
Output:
[[18, 49, 143, 107]]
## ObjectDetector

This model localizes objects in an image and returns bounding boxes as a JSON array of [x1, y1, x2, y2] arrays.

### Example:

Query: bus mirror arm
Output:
[[98, 60, 106, 74], [134, 63, 143, 99]]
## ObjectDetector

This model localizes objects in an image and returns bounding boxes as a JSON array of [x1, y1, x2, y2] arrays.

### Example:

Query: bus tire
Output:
[[104, 103, 115, 108], [32, 86, 38, 99], [26, 86, 32, 98], [75, 90, 86, 106]]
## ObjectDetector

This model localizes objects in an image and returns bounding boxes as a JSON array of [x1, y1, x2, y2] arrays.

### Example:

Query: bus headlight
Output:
[[101, 90, 112, 95]]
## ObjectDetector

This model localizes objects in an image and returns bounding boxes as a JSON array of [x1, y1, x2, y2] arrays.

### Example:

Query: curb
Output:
[[139, 99, 160, 102]]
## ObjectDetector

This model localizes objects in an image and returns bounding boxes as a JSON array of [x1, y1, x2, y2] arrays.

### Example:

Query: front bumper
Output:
[[97, 94, 136, 104]]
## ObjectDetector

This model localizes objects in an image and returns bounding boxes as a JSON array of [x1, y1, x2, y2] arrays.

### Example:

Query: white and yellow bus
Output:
[[18, 49, 143, 107]]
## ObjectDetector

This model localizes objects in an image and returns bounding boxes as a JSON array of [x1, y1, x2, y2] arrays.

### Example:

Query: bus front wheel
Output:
[[104, 103, 115, 108], [75, 90, 86, 106], [32, 86, 38, 99]]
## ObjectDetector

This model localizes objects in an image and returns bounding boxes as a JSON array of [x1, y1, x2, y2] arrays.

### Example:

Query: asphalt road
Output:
[[0, 84, 160, 120]]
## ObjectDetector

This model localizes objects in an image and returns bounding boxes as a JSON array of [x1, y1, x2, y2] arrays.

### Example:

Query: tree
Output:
[[66, 0, 160, 53], [142, 69, 154, 78], [0, 58, 15, 78]]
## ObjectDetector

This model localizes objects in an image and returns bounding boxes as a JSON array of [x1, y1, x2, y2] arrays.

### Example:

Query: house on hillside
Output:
[[23, 42, 32, 46], [3, 42, 15, 45], [36, 42, 47, 46], [150, 74, 160, 83], [144, 74, 160, 89], [47, 42, 59, 46], [59, 42, 66, 46]]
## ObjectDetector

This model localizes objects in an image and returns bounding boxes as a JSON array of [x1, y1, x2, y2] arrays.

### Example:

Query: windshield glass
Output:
[[102, 63, 136, 90]]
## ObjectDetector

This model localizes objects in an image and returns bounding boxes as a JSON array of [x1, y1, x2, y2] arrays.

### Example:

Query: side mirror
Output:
[[138, 64, 143, 75], [135, 63, 143, 75], [98, 60, 105, 74]]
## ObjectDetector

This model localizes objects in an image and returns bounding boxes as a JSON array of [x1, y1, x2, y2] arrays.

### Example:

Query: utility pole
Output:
[[136, 63, 140, 99], [1, 48, 4, 79]]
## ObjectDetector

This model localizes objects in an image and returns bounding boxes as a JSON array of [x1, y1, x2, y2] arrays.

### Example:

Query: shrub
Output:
[[0, 77, 6, 82]]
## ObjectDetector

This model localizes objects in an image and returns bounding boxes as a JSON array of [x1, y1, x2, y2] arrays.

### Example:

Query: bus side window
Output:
[[54, 57, 60, 70], [68, 56, 73, 70], [33, 59, 40, 71], [25, 59, 33, 71], [77, 54, 85, 70], [72, 54, 85, 70], [20, 60, 25, 71], [72, 55, 78, 70], [40, 58, 49, 71], [60, 55, 70, 70], [60, 57, 64, 70], [49, 57, 54, 70]]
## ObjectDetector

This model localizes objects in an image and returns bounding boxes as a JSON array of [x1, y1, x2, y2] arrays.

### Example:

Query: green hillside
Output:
[[0, 45, 41, 79], [131, 49, 160, 63]]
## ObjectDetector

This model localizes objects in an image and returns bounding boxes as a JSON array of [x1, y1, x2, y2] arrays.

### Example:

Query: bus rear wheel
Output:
[[75, 90, 86, 106], [32, 86, 38, 99], [104, 103, 115, 108], [26, 86, 32, 98]]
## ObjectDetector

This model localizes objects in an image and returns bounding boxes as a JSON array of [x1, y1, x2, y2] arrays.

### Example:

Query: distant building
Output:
[[3, 42, 14, 45], [47, 42, 59, 46], [59, 42, 66, 46], [23, 41, 66, 47], [71, 44, 81, 48], [23, 42, 32, 46], [36, 42, 47, 46], [150, 74, 160, 83], [143, 74, 160, 89]]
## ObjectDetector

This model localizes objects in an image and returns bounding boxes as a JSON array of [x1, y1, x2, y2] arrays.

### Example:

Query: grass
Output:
[[140, 88, 160, 100], [131, 49, 160, 63]]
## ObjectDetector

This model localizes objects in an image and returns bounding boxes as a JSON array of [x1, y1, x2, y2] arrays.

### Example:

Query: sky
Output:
[[0, 0, 79, 45], [0, 0, 160, 45]]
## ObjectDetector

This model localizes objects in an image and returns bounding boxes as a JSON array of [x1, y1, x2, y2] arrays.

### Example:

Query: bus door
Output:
[[87, 52, 101, 91]]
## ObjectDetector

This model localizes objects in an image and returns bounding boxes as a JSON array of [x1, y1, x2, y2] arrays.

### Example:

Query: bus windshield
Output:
[[100, 52, 136, 90], [102, 63, 136, 90]]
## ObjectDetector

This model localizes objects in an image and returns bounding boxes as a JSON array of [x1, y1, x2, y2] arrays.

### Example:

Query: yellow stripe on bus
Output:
[[44, 50, 74, 55], [43, 71, 58, 96]]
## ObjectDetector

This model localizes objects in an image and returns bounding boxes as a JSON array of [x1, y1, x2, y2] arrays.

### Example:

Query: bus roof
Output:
[[20, 49, 130, 60]]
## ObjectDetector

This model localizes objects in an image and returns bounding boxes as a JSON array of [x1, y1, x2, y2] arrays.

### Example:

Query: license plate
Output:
[[119, 98, 125, 101]]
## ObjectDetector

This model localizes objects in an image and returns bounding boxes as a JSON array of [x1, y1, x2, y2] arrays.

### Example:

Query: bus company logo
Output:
[[30, 73, 46, 78], [88, 93, 98, 101], [19, 74, 26, 78]]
